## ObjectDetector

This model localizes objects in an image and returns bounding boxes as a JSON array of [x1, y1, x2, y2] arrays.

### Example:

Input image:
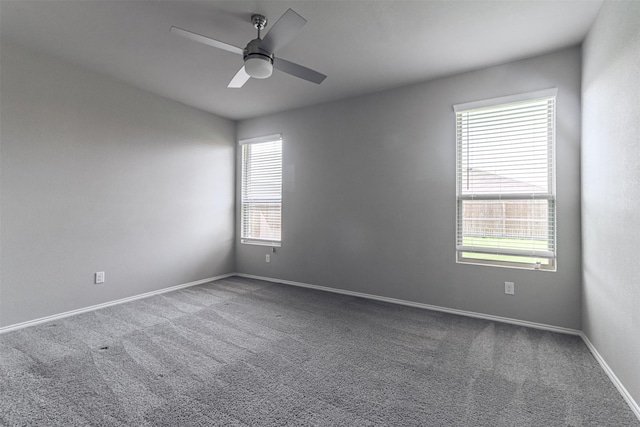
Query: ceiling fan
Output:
[[171, 9, 327, 88]]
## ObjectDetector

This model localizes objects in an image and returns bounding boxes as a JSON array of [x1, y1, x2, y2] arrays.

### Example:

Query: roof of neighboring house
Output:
[[462, 169, 545, 194]]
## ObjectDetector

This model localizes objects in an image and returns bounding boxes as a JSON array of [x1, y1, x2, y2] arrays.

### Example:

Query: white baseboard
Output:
[[234, 273, 581, 336], [580, 332, 640, 421], [236, 273, 640, 421], [0, 273, 234, 334], [238, 273, 639, 421], [3, 271, 637, 422]]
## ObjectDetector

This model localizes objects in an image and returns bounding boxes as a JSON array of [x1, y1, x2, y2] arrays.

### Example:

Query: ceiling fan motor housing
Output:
[[244, 38, 274, 79], [170, 8, 326, 87]]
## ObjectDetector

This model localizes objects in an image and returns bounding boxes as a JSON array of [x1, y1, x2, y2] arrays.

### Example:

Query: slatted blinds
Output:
[[454, 89, 557, 269]]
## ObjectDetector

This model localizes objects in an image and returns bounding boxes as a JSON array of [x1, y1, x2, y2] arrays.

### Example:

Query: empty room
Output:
[[1, 0, 639, 425]]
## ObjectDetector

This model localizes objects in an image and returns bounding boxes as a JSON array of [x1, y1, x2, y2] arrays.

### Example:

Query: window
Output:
[[454, 89, 557, 270], [240, 134, 282, 246]]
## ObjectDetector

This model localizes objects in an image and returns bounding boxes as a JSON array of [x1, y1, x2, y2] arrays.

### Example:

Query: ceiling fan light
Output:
[[245, 56, 273, 79]]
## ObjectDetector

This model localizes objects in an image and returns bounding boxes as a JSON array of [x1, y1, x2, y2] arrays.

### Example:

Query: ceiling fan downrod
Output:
[[170, 8, 326, 87], [251, 14, 267, 39], [245, 14, 273, 79]]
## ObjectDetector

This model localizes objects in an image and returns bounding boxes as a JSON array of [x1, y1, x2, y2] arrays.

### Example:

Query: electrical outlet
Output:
[[265, 254, 270, 263], [95, 271, 105, 284], [505, 281, 514, 295]]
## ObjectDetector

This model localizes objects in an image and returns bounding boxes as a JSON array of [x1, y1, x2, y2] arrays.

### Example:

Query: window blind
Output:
[[240, 135, 282, 246], [455, 90, 556, 265]]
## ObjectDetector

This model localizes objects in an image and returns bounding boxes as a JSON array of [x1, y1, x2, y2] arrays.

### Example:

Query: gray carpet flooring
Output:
[[1, 276, 638, 426]]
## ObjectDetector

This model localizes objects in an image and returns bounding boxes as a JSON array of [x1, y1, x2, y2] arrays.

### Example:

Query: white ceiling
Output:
[[1, 0, 602, 120]]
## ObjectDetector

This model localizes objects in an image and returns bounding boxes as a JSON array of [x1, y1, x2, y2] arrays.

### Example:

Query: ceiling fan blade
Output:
[[228, 66, 251, 88], [273, 58, 326, 84], [260, 9, 306, 53], [170, 26, 243, 56]]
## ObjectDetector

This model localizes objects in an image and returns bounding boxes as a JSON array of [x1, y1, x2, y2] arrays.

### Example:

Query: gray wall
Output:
[[237, 48, 583, 329], [582, 1, 640, 408], [0, 40, 236, 327]]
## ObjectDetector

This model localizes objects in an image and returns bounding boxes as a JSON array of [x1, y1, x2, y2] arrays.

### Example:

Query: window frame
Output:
[[239, 134, 283, 247], [454, 89, 558, 271]]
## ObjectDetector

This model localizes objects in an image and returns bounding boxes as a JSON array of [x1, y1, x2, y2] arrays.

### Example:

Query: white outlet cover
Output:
[[505, 281, 514, 295], [95, 272, 105, 284]]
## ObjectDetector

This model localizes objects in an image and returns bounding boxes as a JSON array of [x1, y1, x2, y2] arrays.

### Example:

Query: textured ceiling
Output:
[[0, 1, 603, 120]]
